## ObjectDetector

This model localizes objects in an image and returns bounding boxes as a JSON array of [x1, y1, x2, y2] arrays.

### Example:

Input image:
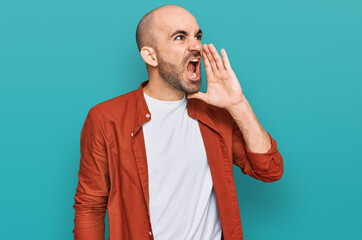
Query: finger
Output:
[[208, 44, 225, 71], [202, 51, 212, 74], [203, 44, 218, 71], [186, 91, 208, 102], [220, 49, 231, 70]]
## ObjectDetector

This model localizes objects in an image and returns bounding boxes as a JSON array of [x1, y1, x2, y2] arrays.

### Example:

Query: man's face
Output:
[[153, 7, 203, 94]]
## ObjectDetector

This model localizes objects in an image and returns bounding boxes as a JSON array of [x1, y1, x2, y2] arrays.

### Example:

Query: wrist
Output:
[[226, 96, 250, 115]]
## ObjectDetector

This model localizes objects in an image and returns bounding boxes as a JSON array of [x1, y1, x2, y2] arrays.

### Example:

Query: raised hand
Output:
[[187, 43, 246, 110]]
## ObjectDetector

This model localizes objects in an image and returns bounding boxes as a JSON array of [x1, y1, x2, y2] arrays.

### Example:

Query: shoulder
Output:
[[87, 89, 138, 120]]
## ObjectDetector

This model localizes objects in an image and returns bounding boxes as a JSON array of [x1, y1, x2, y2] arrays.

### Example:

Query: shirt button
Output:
[[149, 231, 152, 235], [227, 179, 232, 184], [146, 113, 150, 118], [131, 132, 134, 137]]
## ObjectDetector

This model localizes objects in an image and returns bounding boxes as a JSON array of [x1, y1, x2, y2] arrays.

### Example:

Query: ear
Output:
[[140, 46, 158, 67]]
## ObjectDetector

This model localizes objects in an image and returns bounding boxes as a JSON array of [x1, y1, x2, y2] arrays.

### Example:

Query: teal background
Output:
[[1, 0, 361, 239]]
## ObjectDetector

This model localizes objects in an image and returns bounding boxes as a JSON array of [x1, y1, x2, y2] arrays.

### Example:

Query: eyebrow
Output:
[[170, 28, 203, 38]]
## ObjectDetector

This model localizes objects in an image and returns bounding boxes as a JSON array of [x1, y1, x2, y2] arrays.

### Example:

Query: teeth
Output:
[[190, 59, 199, 62], [192, 73, 197, 78]]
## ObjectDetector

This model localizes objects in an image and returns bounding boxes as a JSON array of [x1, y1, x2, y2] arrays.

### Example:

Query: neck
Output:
[[143, 71, 185, 101]]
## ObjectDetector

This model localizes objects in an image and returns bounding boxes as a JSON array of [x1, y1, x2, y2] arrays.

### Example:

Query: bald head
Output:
[[135, 8, 156, 51], [135, 5, 196, 51]]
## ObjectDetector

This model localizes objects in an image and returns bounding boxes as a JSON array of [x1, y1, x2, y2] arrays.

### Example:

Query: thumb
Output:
[[186, 92, 208, 102]]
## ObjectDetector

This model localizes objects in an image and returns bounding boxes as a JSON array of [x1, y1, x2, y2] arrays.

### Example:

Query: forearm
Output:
[[227, 98, 271, 153]]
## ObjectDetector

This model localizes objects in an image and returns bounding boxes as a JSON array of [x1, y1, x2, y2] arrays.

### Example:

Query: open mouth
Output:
[[187, 57, 201, 80]]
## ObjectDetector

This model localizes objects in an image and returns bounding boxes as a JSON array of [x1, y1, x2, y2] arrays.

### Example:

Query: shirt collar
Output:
[[134, 80, 221, 135]]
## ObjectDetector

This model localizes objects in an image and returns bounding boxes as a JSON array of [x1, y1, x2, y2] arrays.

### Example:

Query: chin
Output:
[[182, 79, 201, 94]]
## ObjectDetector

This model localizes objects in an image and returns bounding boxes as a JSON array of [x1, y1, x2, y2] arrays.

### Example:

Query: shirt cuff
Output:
[[244, 132, 282, 168]]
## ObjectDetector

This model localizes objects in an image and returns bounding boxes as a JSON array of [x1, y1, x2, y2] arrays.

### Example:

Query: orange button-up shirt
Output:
[[73, 81, 283, 240]]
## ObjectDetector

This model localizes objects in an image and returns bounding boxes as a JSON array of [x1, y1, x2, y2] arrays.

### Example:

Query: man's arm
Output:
[[227, 98, 271, 153], [228, 95, 283, 182], [232, 120, 283, 182], [187, 43, 283, 181], [73, 108, 110, 240]]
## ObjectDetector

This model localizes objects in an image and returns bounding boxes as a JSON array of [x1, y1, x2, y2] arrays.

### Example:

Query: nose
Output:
[[188, 37, 202, 53]]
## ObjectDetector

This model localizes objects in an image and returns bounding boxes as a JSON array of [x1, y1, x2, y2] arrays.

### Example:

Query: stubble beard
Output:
[[157, 52, 201, 94]]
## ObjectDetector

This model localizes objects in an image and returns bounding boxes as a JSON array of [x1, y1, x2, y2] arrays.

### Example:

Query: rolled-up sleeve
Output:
[[73, 108, 110, 240], [232, 121, 284, 182]]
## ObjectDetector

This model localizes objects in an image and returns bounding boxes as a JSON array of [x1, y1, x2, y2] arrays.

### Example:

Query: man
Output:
[[73, 5, 283, 240]]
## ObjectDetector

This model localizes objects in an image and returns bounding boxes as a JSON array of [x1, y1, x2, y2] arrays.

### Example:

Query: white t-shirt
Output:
[[142, 93, 222, 240]]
